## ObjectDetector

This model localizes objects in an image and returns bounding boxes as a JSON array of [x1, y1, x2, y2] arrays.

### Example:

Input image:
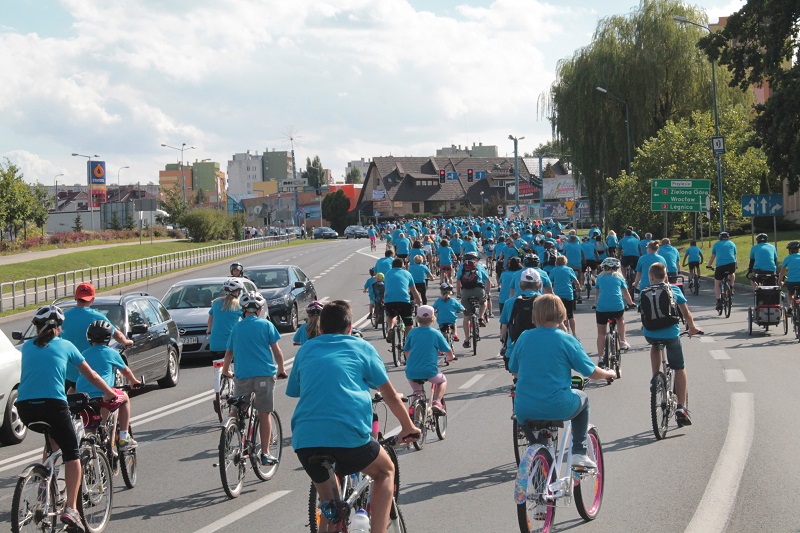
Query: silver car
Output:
[[0, 329, 26, 444]]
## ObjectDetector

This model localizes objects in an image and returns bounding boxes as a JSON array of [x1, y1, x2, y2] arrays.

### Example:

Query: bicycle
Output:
[[370, 238, 377, 252], [216, 389, 284, 498], [600, 318, 622, 381], [12, 393, 115, 533], [370, 299, 386, 335], [686, 266, 700, 295], [650, 331, 701, 440], [787, 286, 800, 342], [511, 379, 527, 466], [486, 251, 495, 276], [215, 365, 234, 424], [465, 296, 482, 356], [625, 265, 637, 300], [583, 266, 593, 302], [514, 376, 605, 533], [390, 319, 406, 367], [707, 266, 733, 318], [308, 394, 413, 533], [407, 379, 447, 451]]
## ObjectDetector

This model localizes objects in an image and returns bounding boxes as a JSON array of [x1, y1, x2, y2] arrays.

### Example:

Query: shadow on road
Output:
[[602, 428, 685, 453], [398, 462, 517, 504]]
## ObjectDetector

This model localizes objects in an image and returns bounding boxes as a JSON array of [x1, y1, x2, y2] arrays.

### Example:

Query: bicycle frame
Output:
[[514, 421, 578, 505]]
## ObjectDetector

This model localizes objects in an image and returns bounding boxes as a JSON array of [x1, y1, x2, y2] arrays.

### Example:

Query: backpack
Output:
[[372, 281, 385, 300], [544, 247, 557, 267], [639, 282, 681, 330], [459, 260, 482, 289], [594, 239, 606, 254], [508, 294, 538, 343]]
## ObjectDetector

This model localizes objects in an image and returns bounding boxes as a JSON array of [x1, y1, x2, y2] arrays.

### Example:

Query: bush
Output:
[[179, 209, 233, 242]]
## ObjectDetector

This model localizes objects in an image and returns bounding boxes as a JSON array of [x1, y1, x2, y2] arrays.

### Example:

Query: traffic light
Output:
[[315, 188, 321, 196], [439, 170, 446, 184], [467, 168, 474, 183]]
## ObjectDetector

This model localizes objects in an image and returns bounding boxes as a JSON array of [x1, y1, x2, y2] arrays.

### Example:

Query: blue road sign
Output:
[[576, 201, 589, 210], [446, 172, 459, 181], [741, 194, 783, 217], [475, 170, 487, 180], [374, 210, 380, 217]]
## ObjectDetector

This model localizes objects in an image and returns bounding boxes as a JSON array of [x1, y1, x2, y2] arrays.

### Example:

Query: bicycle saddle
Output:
[[226, 395, 250, 409], [307, 454, 337, 467], [524, 420, 564, 430], [26, 421, 52, 434], [411, 379, 427, 385], [67, 392, 90, 414]]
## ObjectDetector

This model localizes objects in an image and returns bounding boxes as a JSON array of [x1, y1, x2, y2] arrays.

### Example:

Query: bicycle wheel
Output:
[[218, 419, 245, 498], [783, 308, 789, 335], [472, 319, 479, 357], [11, 464, 56, 533], [78, 446, 113, 533], [381, 311, 387, 339], [724, 285, 732, 318], [386, 497, 408, 533], [251, 411, 282, 481], [613, 335, 621, 379], [650, 372, 669, 440], [308, 474, 351, 533], [574, 427, 605, 521], [794, 305, 800, 342], [383, 441, 401, 500], [397, 327, 406, 365], [691, 274, 699, 295], [435, 398, 447, 440], [370, 310, 378, 328], [119, 426, 137, 489], [517, 448, 556, 533], [391, 327, 400, 367], [411, 399, 427, 451], [512, 417, 530, 466]]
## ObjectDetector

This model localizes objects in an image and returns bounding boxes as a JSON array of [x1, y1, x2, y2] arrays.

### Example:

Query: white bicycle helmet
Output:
[[223, 278, 245, 293], [601, 257, 621, 270], [32, 304, 65, 327], [239, 291, 266, 313]]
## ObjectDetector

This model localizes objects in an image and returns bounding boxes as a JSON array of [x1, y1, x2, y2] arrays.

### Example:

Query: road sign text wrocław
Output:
[[650, 179, 711, 212]]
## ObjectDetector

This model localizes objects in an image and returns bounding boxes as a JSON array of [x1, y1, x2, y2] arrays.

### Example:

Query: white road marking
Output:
[[724, 369, 747, 382], [131, 389, 215, 422], [459, 374, 485, 390], [134, 395, 214, 426], [0, 447, 41, 467], [710, 350, 730, 360], [685, 393, 754, 533], [313, 276, 321, 280], [193, 490, 292, 533], [699, 336, 715, 343]]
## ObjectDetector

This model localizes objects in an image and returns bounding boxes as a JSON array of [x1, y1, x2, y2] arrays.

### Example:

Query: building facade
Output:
[[226, 151, 264, 195]]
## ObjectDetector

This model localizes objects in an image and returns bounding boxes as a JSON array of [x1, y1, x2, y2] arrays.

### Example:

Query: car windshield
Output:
[[162, 283, 224, 309], [245, 269, 290, 289]]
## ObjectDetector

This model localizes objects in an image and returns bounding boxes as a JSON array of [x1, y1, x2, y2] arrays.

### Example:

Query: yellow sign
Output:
[[564, 200, 575, 215]]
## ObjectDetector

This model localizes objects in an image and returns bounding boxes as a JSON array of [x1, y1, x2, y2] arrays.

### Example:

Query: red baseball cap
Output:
[[75, 282, 96, 301]]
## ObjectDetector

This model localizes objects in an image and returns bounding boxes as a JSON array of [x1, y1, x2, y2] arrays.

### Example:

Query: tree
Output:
[[545, 0, 750, 217], [302, 156, 325, 189], [0, 160, 36, 240], [698, 1, 800, 192], [321, 189, 351, 233], [193, 187, 208, 205], [30, 183, 51, 236], [526, 140, 569, 158], [161, 185, 187, 222], [73, 213, 84, 232], [345, 167, 362, 184], [124, 210, 136, 231], [109, 211, 122, 231]]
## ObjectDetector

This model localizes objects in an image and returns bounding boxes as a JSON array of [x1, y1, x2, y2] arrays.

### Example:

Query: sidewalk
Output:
[[0, 239, 181, 266]]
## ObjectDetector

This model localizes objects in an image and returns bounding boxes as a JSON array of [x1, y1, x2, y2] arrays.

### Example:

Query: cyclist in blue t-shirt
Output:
[[432, 283, 464, 342], [779, 241, 800, 305], [619, 230, 641, 280], [634, 241, 668, 293], [404, 305, 454, 411], [749, 233, 779, 287], [707, 232, 738, 311], [682, 240, 704, 281]]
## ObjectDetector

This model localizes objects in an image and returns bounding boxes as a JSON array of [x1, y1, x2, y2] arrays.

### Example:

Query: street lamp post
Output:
[[674, 15, 725, 232], [161, 142, 195, 206], [480, 191, 485, 217], [508, 134, 525, 208], [71, 153, 99, 231], [596, 87, 632, 176], [53, 173, 63, 211], [117, 166, 129, 200]]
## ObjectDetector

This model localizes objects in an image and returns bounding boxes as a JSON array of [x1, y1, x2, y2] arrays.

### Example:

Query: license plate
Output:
[[183, 336, 199, 344]]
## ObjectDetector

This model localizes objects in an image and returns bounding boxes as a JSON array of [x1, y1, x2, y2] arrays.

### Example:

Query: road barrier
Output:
[[0, 236, 294, 313]]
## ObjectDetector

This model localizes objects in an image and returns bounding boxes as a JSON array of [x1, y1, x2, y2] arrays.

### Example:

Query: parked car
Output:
[[243, 265, 317, 331], [161, 277, 258, 359], [0, 329, 25, 444], [286, 226, 303, 237], [313, 227, 338, 239], [344, 225, 369, 239], [13, 293, 182, 389]]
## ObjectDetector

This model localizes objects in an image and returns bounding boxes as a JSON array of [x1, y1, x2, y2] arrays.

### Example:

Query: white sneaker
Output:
[[571, 453, 597, 470], [620, 340, 630, 350]]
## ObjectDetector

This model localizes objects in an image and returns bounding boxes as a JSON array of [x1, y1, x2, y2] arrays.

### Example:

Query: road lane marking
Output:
[[459, 374, 485, 390], [710, 350, 730, 360], [685, 393, 754, 533], [130, 389, 215, 423], [193, 490, 292, 533], [699, 336, 715, 343], [134, 395, 214, 426], [0, 448, 41, 467], [724, 369, 746, 382]]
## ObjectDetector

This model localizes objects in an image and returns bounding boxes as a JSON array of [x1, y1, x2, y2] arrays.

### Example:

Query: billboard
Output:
[[88, 161, 106, 207], [543, 176, 578, 200]]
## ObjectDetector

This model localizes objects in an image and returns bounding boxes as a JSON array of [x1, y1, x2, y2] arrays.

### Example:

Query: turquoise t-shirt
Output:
[[403, 327, 451, 380], [639, 239, 650, 255], [374, 257, 393, 275], [660, 245, 680, 274], [432, 297, 463, 325], [595, 272, 628, 312], [437, 246, 455, 266], [450, 238, 463, 255], [564, 240, 583, 267], [712, 240, 738, 266], [637, 253, 668, 292], [751, 242, 778, 271], [502, 246, 520, 268], [364, 277, 376, 303], [581, 241, 597, 262], [226, 316, 281, 378], [384, 267, 415, 303], [462, 240, 478, 254], [293, 323, 308, 345], [409, 248, 426, 263], [395, 238, 411, 255], [76, 344, 125, 398], [685, 246, 703, 263], [782, 254, 800, 282], [606, 234, 619, 248], [208, 299, 241, 352], [550, 265, 578, 300], [408, 263, 431, 284], [286, 334, 389, 449], [509, 327, 596, 421], [620, 236, 641, 257], [61, 306, 116, 383], [499, 269, 518, 302], [642, 285, 687, 339], [18, 337, 84, 402]]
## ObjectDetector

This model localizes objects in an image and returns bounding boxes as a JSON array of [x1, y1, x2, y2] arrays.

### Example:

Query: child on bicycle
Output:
[[363, 268, 378, 319], [507, 294, 616, 469], [432, 282, 464, 343], [682, 240, 703, 282], [403, 305, 454, 413], [293, 301, 324, 346], [75, 320, 142, 449]]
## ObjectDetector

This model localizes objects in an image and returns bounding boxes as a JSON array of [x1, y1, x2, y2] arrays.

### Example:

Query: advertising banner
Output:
[[88, 161, 106, 207], [543, 176, 577, 199], [372, 189, 386, 200]]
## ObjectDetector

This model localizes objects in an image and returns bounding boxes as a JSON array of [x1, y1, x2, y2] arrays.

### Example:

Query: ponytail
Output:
[[34, 324, 57, 348]]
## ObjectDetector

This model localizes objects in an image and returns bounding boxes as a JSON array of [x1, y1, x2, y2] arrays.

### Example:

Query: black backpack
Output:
[[544, 247, 557, 267], [460, 260, 481, 289], [372, 281, 385, 300], [639, 282, 681, 330], [508, 294, 538, 343]]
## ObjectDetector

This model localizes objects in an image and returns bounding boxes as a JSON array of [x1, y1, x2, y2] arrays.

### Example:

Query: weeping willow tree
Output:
[[543, 0, 751, 222]]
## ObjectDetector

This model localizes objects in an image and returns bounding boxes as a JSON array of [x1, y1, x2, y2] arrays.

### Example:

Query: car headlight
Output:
[[267, 295, 290, 306]]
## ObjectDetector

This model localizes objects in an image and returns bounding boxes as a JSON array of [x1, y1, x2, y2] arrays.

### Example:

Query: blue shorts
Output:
[[644, 335, 685, 370]]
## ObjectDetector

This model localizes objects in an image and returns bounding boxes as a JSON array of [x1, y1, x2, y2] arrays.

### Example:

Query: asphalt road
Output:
[[1, 238, 798, 532]]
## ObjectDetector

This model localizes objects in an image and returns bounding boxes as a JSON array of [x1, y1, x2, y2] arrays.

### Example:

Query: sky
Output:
[[1, 0, 745, 188]]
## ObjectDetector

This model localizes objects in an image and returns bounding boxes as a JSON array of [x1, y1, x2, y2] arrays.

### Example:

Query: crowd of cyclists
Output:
[[12, 213, 800, 532]]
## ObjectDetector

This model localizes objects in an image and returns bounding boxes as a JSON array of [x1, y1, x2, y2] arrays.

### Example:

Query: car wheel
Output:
[[157, 345, 180, 388], [0, 389, 27, 445], [287, 303, 299, 332]]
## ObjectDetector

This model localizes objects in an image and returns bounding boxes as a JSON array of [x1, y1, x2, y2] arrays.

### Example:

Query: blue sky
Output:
[[1, 0, 744, 187]]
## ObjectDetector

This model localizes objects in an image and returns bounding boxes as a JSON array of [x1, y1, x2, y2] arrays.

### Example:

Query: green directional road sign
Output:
[[650, 179, 711, 212]]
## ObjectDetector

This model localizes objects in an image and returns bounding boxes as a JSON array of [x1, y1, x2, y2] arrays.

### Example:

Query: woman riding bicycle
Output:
[[16, 305, 120, 530], [594, 258, 634, 359], [294, 301, 324, 346]]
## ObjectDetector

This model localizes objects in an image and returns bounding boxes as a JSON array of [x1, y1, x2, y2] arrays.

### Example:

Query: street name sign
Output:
[[741, 194, 783, 217], [651, 179, 711, 212]]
